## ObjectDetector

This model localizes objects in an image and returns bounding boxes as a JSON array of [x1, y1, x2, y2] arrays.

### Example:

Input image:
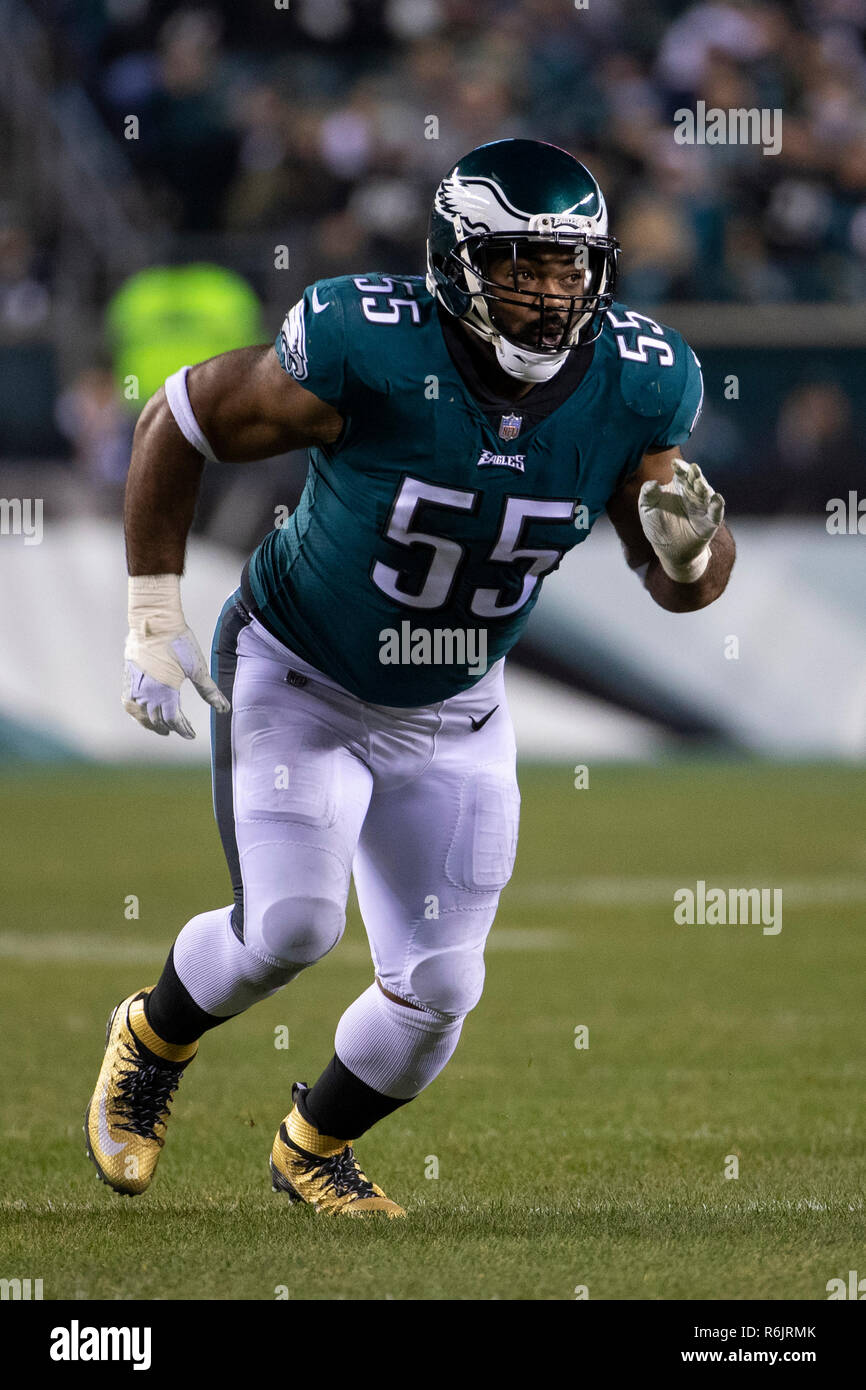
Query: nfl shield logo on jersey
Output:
[[498, 413, 522, 441]]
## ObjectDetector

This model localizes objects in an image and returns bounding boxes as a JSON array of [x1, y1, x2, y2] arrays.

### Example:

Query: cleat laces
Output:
[[293, 1143, 377, 1200], [113, 1042, 185, 1144]]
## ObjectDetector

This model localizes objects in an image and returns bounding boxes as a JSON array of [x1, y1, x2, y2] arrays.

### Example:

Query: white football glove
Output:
[[638, 458, 725, 584], [122, 574, 230, 738]]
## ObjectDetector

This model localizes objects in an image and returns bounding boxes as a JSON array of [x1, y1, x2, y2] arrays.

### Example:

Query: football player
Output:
[[86, 139, 733, 1216]]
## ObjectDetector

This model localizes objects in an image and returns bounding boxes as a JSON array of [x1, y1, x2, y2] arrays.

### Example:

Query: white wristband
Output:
[[128, 573, 185, 636], [657, 545, 711, 585], [164, 365, 220, 463]]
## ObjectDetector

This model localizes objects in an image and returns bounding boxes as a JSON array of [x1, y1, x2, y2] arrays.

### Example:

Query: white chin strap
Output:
[[493, 334, 570, 383]]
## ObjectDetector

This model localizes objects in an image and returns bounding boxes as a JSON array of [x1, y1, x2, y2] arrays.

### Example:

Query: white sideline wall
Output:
[[0, 517, 862, 761]]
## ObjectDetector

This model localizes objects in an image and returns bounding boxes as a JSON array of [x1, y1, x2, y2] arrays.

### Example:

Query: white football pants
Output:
[[173, 592, 520, 1065]]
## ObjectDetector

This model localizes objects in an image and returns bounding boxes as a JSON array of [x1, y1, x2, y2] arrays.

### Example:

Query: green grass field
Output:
[[1, 761, 864, 1301]]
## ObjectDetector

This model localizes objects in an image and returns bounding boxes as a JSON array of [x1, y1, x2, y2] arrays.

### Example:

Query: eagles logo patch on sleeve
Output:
[[276, 298, 309, 382]]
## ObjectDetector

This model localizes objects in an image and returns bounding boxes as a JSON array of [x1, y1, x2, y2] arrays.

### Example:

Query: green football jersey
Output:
[[245, 273, 703, 705]]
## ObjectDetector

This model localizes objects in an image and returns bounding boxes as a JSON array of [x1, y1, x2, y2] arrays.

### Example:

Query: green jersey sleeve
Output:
[[274, 280, 352, 410], [648, 341, 704, 451]]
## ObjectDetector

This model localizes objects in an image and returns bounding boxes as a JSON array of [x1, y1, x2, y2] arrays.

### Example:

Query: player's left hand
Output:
[[638, 458, 725, 584]]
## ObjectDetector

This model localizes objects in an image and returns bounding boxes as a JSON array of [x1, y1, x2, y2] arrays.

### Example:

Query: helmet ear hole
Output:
[[430, 265, 472, 318]]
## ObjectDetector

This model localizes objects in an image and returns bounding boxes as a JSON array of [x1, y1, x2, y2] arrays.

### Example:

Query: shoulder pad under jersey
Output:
[[603, 302, 704, 449]]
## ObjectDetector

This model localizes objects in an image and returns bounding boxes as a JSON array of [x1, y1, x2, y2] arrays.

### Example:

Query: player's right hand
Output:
[[122, 575, 230, 738]]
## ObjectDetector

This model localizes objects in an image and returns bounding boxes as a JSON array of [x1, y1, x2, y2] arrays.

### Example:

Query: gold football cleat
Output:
[[270, 1082, 406, 1217], [84, 988, 197, 1195]]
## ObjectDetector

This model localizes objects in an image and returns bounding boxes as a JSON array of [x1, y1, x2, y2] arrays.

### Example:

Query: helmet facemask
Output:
[[437, 232, 618, 381]]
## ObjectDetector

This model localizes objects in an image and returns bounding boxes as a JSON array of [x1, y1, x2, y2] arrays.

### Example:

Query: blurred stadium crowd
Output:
[[33, 0, 866, 299], [0, 0, 864, 541]]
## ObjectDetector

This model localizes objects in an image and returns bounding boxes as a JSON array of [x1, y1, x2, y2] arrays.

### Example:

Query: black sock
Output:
[[299, 1054, 412, 1140], [144, 944, 235, 1045]]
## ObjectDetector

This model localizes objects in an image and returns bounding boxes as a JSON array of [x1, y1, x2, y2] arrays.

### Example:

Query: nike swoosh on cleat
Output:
[[470, 705, 499, 732], [312, 287, 331, 313], [97, 1085, 127, 1157]]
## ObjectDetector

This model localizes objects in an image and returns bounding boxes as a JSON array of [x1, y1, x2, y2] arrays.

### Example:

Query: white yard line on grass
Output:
[[2, 874, 864, 967], [504, 877, 866, 906], [0, 927, 575, 966]]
